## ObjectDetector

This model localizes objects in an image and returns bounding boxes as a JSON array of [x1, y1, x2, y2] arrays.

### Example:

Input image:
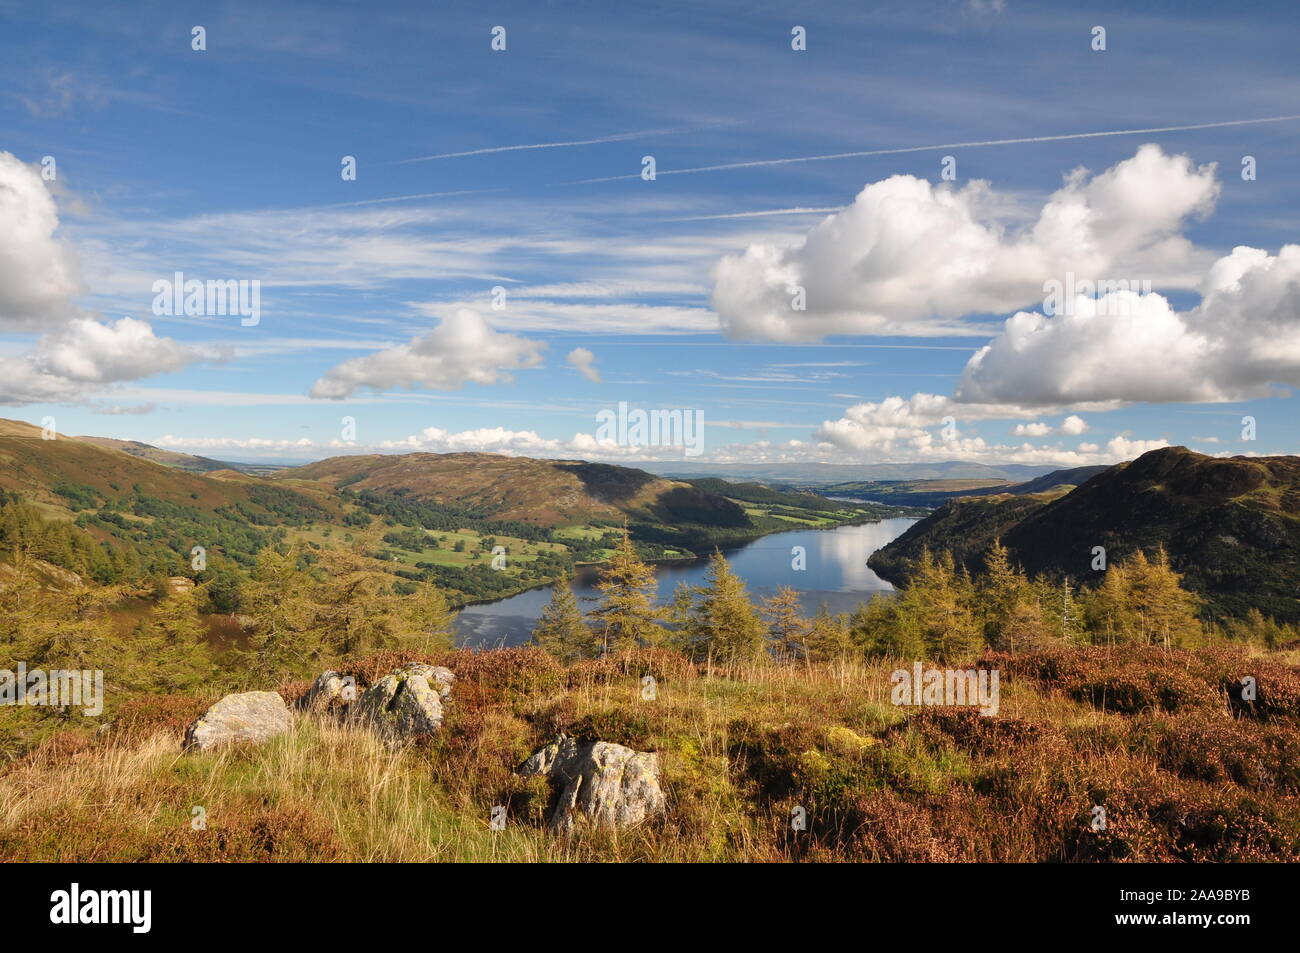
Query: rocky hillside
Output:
[[3, 643, 1297, 862], [869, 447, 1300, 621]]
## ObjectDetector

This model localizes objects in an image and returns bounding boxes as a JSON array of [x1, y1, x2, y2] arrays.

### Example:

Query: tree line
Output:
[[532, 533, 1296, 664]]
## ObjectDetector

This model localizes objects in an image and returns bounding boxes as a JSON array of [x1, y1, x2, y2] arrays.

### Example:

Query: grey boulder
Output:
[[297, 670, 355, 713], [520, 735, 666, 834], [402, 663, 455, 700], [351, 663, 453, 741], [184, 691, 293, 752]]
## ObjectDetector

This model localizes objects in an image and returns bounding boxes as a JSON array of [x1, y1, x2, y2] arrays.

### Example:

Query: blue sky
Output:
[[2, 0, 1298, 466]]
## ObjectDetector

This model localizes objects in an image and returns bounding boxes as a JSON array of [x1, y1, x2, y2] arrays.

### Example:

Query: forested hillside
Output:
[[870, 447, 1300, 622]]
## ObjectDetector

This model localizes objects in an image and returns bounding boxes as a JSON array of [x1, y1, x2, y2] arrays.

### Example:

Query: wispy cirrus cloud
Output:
[[567, 114, 1300, 184], [396, 125, 703, 164]]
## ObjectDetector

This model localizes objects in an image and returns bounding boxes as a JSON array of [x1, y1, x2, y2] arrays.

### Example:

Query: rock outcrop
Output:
[[297, 670, 354, 713], [351, 663, 454, 742], [184, 691, 293, 751], [520, 735, 666, 834]]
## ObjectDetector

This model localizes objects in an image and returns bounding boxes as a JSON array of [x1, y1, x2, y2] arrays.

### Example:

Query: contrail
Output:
[[305, 188, 505, 209], [564, 114, 1300, 184], [398, 125, 705, 164], [660, 206, 840, 221]]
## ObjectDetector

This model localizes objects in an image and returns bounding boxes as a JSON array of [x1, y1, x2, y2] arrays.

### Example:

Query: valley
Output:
[[0, 419, 914, 609]]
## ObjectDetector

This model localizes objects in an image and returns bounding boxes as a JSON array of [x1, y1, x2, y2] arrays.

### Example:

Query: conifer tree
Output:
[[1084, 558, 1133, 645], [398, 584, 458, 653], [590, 527, 664, 654], [688, 550, 765, 663], [243, 544, 316, 680], [895, 549, 983, 661], [1128, 547, 1200, 647], [1083, 548, 1199, 646], [849, 592, 923, 658], [804, 605, 853, 661], [979, 539, 1044, 652], [532, 575, 595, 661], [761, 585, 810, 662], [311, 528, 398, 657], [132, 583, 214, 693]]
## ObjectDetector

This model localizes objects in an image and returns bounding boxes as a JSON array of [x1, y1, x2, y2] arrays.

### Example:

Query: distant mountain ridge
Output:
[[869, 447, 1300, 621], [823, 465, 1109, 508], [642, 460, 1059, 484], [1010, 465, 1111, 496]]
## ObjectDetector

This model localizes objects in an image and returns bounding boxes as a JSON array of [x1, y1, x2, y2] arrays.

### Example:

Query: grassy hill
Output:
[[74, 436, 233, 473], [273, 452, 897, 553], [0, 423, 339, 524], [0, 419, 891, 606], [3, 425, 1298, 865], [869, 448, 1300, 622], [279, 453, 693, 526]]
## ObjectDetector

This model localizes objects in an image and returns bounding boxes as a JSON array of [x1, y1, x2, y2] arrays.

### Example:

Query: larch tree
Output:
[[1127, 547, 1201, 647], [979, 539, 1045, 652], [804, 605, 854, 661], [589, 527, 665, 654], [688, 550, 765, 664], [761, 585, 810, 662], [132, 582, 214, 693], [398, 584, 458, 653], [532, 575, 595, 661], [243, 544, 316, 681], [896, 549, 983, 661]]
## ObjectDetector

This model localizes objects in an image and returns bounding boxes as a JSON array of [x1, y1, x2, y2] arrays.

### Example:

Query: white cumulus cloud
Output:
[[1013, 422, 1052, 437], [0, 152, 84, 331], [566, 347, 601, 382], [0, 317, 203, 405], [1060, 414, 1089, 435], [310, 308, 546, 399], [957, 245, 1300, 406], [710, 144, 1219, 341], [0, 152, 211, 405]]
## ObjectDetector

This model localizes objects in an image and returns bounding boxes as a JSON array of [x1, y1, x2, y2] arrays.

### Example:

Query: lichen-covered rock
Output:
[[350, 663, 451, 741], [520, 735, 666, 834], [184, 691, 293, 751], [297, 671, 353, 713], [395, 663, 454, 700]]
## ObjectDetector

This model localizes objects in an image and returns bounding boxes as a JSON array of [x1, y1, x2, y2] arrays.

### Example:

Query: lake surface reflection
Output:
[[455, 517, 917, 648]]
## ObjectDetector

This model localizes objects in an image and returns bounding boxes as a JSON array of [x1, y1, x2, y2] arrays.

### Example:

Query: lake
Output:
[[454, 517, 918, 648]]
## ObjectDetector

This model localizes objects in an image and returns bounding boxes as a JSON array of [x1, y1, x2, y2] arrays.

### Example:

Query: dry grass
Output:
[[2, 645, 1298, 862]]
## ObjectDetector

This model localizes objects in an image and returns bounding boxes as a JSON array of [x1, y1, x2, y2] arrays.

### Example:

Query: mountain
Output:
[[0, 419, 893, 605], [0, 423, 748, 536], [271, 452, 904, 548], [75, 436, 233, 473], [0, 418, 344, 532], [825, 465, 1109, 508], [681, 477, 925, 516], [869, 447, 1300, 621], [1008, 465, 1110, 496], [0, 421, 305, 514], [275, 453, 731, 527], [821, 477, 1015, 507], [640, 460, 1059, 485]]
